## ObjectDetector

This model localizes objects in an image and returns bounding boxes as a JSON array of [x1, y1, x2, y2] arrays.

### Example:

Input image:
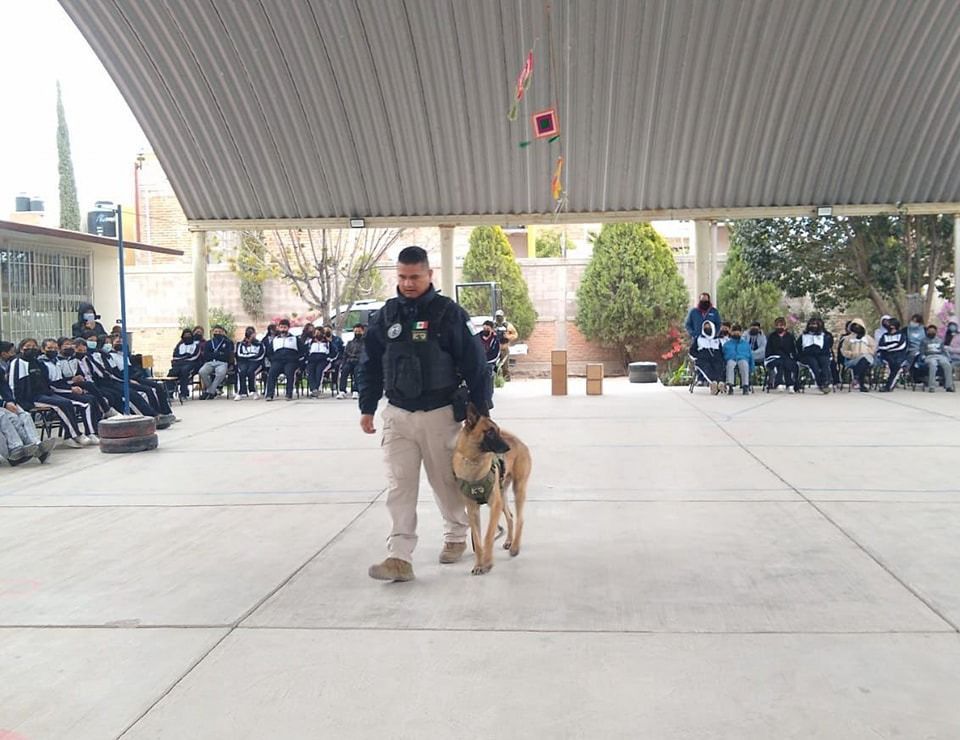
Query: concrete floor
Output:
[[2, 379, 960, 739]]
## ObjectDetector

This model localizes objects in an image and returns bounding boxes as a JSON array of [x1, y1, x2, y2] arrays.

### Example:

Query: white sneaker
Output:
[[104, 408, 119, 418], [78, 435, 96, 446], [251, 392, 260, 400], [351, 391, 358, 400], [336, 391, 346, 399], [64, 437, 84, 449], [87, 434, 101, 445], [234, 394, 247, 402]]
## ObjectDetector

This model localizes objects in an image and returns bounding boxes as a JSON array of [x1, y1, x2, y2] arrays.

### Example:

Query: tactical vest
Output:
[[382, 295, 458, 403]]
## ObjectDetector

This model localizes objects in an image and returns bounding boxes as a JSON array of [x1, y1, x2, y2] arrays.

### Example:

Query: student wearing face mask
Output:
[[764, 317, 799, 392], [721, 324, 754, 395], [747, 322, 766, 364], [919, 324, 954, 392], [305, 329, 331, 398], [876, 317, 908, 392], [197, 325, 234, 400], [338, 324, 367, 400], [39, 338, 102, 441], [103, 336, 177, 420], [234, 326, 265, 400], [0, 341, 55, 463], [9, 338, 94, 447], [324, 325, 344, 390], [799, 318, 833, 393], [840, 318, 875, 391], [685, 292, 722, 341], [70, 302, 107, 338], [694, 320, 725, 394], [60, 338, 116, 418], [169, 329, 202, 401], [265, 319, 301, 401]]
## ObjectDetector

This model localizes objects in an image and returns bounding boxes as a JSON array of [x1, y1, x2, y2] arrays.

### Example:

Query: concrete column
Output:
[[955, 215, 960, 316], [439, 226, 454, 299], [192, 230, 208, 326], [710, 220, 719, 299], [693, 220, 714, 299]]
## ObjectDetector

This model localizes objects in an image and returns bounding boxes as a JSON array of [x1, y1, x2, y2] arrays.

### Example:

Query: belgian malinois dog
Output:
[[453, 403, 531, 575]]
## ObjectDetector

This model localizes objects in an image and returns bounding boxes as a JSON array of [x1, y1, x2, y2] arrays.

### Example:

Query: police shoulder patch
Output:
[[387, 323, 402, 340]]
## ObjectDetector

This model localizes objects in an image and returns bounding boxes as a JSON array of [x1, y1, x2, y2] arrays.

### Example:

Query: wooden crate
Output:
[[586, 362, 603, 395]]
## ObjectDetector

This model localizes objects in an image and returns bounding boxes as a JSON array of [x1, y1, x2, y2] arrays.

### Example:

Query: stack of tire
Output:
[[97, 416, 159, 454]]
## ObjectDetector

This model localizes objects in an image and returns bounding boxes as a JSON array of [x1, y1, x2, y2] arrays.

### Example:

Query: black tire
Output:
[[98, 416, 157, 439], [628, 362, 658, 383], [99, 433, 159, 454]]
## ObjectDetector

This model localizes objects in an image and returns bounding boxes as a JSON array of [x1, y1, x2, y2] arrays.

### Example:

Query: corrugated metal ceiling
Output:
[[60, 0, 960, 224]]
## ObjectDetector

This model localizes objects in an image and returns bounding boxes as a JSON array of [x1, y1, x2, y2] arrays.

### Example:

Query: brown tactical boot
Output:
[[439, 541, 467, 564], [368, 557, 415, 582]]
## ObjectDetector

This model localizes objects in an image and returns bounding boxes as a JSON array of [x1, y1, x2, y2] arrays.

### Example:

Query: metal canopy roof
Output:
[[61, 0, 960, 228]]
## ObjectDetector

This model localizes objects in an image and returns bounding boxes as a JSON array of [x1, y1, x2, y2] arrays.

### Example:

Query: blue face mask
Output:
[[83, 312, 96, 321], [86, 340, 98, 349]]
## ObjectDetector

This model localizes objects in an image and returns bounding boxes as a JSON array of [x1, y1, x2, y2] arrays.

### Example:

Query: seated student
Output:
[[39, 337, 102, 441], [0, 341, 54, 463], [840, 318, 875, 392], [305, 330, 331, 398], [747, 321, 766, 364], [101, 336, 176, 419], [798, 317, 833, 393], [876, 317, 908, 392], [905, 313, 927, 383], [234, 326, 264, 400], [197, 325, 233, 400], [265, 319, 301, 401], [693, 320, 725, 395], [764, 317, 799, 392], [323, 325, 344, 389], [169, 329, 202, 401], [338, 323, 366, 400], [8, 338, 95, 448], [945, 320, 960, 365], [920, 324, 955, 392], [79, 331, 132, 413], [58, 337, 115, 418], [722, 324, 754, 395]]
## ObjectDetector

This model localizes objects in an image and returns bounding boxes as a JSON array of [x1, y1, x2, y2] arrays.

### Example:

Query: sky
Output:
[[0, 0, 149, 225]]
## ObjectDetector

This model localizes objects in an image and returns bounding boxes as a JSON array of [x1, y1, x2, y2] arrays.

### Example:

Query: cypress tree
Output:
[[462, 226, 537, 338], [56, 81, 81, 231]]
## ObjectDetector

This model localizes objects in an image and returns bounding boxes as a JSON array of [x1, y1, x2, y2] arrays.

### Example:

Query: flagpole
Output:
[[116, 205, 131, 414]]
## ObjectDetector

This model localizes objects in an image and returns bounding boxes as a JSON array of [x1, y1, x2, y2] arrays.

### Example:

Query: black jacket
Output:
[[201, 336, 234, 363], [8, 356, 52, 409], [71, 302, 107, 338], [358, 286, 489, 415], [765, 330, 798, 360]]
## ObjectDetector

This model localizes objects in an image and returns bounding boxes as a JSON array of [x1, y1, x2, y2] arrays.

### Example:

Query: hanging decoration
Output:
[[551, 155, 564, 203], [507, 50, 534, 122], [532, 108, 559, 139]]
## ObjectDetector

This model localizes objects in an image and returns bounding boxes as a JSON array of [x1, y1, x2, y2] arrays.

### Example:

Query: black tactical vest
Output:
[[382, 295, 458, 405]]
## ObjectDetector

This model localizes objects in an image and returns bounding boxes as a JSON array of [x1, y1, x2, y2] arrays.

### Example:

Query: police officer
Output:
[[359, 246, 490, 582]]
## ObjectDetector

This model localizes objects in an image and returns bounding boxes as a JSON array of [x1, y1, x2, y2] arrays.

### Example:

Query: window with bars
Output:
[[0, 245, 92, 345]]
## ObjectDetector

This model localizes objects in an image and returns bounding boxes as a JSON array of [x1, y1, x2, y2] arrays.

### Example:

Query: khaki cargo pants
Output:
[[381, 403, 468, 563]]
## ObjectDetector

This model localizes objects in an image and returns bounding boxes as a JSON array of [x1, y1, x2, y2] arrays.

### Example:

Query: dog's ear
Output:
[[465, 402, 480, 429]]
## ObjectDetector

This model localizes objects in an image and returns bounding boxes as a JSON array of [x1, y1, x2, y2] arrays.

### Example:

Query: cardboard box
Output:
[[551, 349, 567, 396], [586, 379, 602, 395], [586, 363, 604, 380]]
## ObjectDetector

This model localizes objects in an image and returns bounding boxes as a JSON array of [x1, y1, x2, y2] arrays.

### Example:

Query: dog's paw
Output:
[[509, 545, 520, 557], [471, 563, 492, 575], [502, 539, 512, 550]]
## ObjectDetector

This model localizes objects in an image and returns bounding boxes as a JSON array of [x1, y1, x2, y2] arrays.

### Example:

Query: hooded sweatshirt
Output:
[[71, 302, 107, 338], [841, 319, 875, 364], [695, 320, 721, 356], [765, 328, 798, 360], [874, 315, 892, 345], [722, 335, 755, 371]]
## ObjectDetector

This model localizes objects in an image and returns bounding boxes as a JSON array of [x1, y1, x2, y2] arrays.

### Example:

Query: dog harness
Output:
[[457, 455, 505, 505]]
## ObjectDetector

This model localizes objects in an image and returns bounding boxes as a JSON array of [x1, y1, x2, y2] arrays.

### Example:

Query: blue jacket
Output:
[[722, 336, 754, 372], [685, 305, 722, 339]]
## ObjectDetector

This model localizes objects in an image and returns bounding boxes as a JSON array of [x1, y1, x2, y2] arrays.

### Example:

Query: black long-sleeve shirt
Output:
[[358, 286, 489, 416], [765, 330, 799, 360]]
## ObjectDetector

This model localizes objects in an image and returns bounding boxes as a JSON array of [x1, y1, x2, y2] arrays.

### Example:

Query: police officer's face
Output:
[[396, 260, 432, 299]]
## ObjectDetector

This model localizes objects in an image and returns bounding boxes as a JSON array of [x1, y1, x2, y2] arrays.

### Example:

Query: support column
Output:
[[954, 215, 960, 316], [693, 220, 714, 299], [439, 225, 454, 299], [192, 230, 208, 327]]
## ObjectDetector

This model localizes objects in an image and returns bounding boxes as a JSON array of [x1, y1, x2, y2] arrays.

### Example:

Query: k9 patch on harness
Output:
[[412, 330, 428, 342]]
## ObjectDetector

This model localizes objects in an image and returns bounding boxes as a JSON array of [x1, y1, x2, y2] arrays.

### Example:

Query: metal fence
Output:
[[0, 245, 92, 345]]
